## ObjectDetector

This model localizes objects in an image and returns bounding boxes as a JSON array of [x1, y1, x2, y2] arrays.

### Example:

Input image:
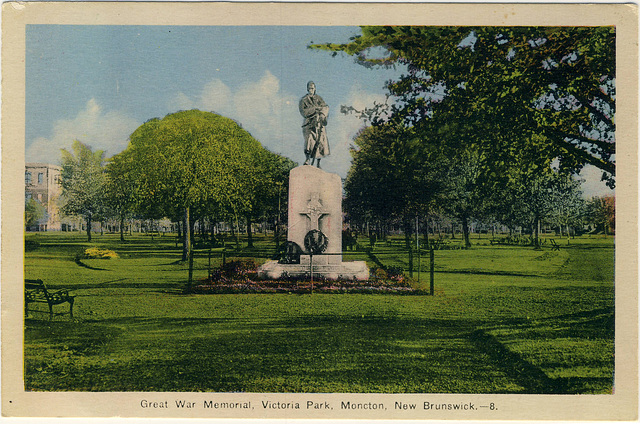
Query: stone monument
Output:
[[257, 81, 369, 281]]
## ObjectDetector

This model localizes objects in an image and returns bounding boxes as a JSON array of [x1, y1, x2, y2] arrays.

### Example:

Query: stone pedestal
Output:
[[288, 165, 342, 264], [257, 165, 369, 281]]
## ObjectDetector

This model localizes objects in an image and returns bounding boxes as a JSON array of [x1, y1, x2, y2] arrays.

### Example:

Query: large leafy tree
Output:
[[440, 147, 493, 249], [60, 140, 107, 242], [104, 149, 137, 241], [120, 110, 274, 261], [345, 123, 446, 273], [312, 26, 615, 186]]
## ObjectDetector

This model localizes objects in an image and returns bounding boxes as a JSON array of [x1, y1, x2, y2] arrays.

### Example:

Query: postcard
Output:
[[2, 2, 637, 421]]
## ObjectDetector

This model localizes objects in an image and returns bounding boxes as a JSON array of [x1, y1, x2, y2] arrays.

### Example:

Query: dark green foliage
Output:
[[312, 26, 615, 185]]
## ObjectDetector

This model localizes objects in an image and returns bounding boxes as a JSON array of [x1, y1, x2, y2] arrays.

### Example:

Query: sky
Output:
[[25, 25, 614, 198]]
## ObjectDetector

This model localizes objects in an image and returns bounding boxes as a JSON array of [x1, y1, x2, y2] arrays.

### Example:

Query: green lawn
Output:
[[23, 231, 614, 393]]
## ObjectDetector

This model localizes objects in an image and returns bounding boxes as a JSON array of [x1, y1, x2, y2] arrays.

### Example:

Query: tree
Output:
[[345, 123, 446, 275], [312, 26, 615, 186], [587, 195, 615, 235], [104, 149, 137, 241], [120, 110, 275, 264], [546, 175, 586, 238], [25, 198, 46, 229], [440, 146, 495, 249], [60, 140, 106, 242], [244, 152, 296, 249]]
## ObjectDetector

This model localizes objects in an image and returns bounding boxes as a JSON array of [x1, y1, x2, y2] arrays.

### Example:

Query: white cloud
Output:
[[199, 79, 232, 112], [170, 70, 299, 161], [578, 164, 615, 199], [26, 98, 140, 164], [323, 84, 388, 177]]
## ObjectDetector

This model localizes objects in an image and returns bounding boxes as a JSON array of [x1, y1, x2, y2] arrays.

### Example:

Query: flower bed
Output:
[[188, 260, 424, 295], [189, 281, 422, 295]]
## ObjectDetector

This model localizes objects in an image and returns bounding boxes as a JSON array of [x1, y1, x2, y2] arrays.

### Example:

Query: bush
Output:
[[81, 247, 119, 259]]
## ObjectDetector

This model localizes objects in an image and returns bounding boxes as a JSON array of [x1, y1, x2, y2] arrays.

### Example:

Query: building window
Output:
[[25, 171, 32, 185], [38, 173, 44, 185]]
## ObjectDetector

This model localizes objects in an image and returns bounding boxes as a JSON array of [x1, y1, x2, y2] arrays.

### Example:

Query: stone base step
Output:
[[257, 260, 369, 281]]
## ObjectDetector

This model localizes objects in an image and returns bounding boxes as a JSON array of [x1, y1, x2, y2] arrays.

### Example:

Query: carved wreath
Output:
[[304, 229, 329, 255]]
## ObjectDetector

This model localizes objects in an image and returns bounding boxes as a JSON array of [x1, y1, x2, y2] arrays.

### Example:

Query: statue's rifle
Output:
[[309, 112, 323, 158]]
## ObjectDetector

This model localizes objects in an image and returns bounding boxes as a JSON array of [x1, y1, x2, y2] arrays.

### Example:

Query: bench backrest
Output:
[[25, 279, 47, 291]]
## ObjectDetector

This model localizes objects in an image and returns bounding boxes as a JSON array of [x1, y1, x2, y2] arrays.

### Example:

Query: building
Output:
[[25, 163, 76, 231]]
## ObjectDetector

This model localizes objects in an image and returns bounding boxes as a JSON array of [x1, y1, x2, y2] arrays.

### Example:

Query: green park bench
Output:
[[549, 239, 561, 251], [25, 279, 75, 320]]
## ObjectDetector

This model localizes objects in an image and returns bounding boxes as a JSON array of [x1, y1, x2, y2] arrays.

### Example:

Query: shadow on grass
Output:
[[69, 282, 186, 291], [74, 258, 108, 271], [24, 309, 614, 394], [470, 328, 613, 394], [471, 307, 614, 394], [25, 314, 496, 392], [435, 269, 544, 278]]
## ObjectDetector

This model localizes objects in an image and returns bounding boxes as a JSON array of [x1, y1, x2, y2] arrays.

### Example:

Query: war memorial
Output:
[[258, 81, 369, 281]]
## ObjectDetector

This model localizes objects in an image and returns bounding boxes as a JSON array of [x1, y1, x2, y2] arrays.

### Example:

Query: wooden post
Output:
[[418, 247, 421, 284], [430, 248, 435, 296], [310, 254, 314, 293]]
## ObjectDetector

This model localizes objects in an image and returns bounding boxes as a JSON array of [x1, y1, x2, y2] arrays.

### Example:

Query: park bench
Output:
[[25, 279, 75, 320], [549, 239, 560, 251]]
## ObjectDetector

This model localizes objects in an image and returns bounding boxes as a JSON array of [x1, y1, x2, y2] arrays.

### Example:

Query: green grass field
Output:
[[23, 231, 614, 393]]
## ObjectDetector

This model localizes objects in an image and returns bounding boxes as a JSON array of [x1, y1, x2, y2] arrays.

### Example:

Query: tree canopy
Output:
[[112, 109, 291, 260], [60, 140, 107, 241], [312, 26, 615, 186]]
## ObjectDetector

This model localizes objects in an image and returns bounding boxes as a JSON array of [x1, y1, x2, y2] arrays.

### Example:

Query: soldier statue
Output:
[[299, 81, 329, 168]]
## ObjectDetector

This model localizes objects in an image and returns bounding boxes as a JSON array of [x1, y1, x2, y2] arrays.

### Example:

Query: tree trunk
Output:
[[534, 215, 540, 248], [190, 216, 195, 251], [275, 219, 280, 255], [120, 216, 125, 242], [423, 225, 430, 250], [451, 222, 456, 239], [234, 213, 240, 250], [182, 207, 191, 262], [461, 215, 471, 249], [403, 217, 414, 278], [210, 219, 217, 244], [86, 214, 92, 242], [246, 214, 254, 248]]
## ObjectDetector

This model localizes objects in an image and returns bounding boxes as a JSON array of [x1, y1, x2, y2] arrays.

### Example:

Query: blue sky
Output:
[[25, 25, 613, 197]]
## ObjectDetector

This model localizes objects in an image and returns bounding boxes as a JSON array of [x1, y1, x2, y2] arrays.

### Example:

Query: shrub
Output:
[[82, 247, 119, 259], [372, 267, 388, 280]]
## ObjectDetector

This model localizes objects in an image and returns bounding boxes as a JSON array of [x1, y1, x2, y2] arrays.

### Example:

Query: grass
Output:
[[23, 231, 614, 393]]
